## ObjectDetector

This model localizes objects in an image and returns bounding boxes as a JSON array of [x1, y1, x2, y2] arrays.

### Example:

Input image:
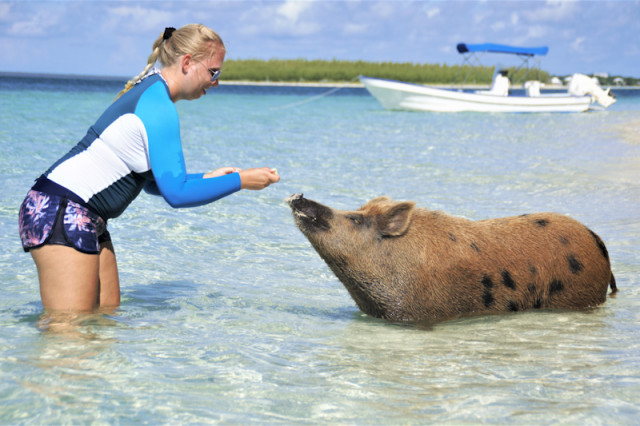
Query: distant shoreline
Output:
[[1, 71, 639, 90], [0, 71, 128, 81]]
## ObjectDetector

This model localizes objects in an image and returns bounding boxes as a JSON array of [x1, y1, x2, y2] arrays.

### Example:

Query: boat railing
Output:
[[509, 54, 544, 84], [453, 51, 494, 87], [454, 43, 547, 88]]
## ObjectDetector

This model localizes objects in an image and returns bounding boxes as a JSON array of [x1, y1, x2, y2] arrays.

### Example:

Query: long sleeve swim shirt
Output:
[[43, 74, 241, 219]]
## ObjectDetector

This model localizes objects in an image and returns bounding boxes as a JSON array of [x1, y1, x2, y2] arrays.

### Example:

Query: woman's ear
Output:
[[180, 54, 194, 75]]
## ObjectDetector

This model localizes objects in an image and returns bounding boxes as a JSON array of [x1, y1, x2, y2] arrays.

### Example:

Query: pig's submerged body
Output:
[[287, 194, 616, 323], [401, 210, 614, 322]]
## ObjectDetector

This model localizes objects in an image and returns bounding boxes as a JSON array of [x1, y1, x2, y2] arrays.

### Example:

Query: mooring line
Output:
[[269, 76, 360, 110]]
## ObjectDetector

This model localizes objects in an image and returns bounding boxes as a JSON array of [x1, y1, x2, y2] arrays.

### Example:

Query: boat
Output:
[[360, 43, 616, 113]]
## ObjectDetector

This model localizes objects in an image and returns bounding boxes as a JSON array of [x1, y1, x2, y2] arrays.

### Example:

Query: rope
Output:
[[269, 76, 360, 110]]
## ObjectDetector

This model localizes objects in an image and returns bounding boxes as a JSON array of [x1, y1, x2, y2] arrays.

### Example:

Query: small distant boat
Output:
[[360, 43, 616, 113]]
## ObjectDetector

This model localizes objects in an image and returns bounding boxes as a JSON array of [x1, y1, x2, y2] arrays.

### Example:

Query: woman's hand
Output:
[[203, 167, 242, 179], [239, 167, 280, 190]]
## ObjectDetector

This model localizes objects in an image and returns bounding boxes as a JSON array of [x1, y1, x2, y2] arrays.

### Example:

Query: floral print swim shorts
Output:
[[18, 190, 109, 254]]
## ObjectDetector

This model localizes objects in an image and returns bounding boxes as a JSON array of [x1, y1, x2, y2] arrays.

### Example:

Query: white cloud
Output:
[[571, 36, 586, 52], [511, 12, 519, 26], [103, 6, 176, 34], [491, 21, 505, 32], [426, 7, 440, 19], [277, 0, 314, 23], [343, 23, 368, 35], [270, 1, 322, 36], [526, 25, 548, 39], [373, 2, 396, 19], [235, 1, 322, 37], [0, 3, 11, 19], [7, 10, 59, 37], [524, 0, 578, 22]]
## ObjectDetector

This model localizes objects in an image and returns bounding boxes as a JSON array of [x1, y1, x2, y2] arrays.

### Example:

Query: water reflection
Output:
[[3, 312, 122, 422], [38, 312, 118, 351], [305, 308, 617, 422]]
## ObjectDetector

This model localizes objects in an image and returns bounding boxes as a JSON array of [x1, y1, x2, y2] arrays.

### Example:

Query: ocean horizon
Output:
[[3, 70, 639, 90]]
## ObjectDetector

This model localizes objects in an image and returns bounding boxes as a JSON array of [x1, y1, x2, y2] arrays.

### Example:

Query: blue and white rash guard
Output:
[[42, 74, 241, 220]]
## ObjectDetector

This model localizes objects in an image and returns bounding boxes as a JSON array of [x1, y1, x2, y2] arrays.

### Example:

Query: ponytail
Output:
[[114, 35, 164, 100], [114, 24, 224, 101]]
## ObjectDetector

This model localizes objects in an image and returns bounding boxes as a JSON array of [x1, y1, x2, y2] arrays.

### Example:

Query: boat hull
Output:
[[360, 76, 593, 113]]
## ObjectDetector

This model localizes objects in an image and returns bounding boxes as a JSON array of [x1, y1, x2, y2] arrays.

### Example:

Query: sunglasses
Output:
[[195, 59, 221, 82]]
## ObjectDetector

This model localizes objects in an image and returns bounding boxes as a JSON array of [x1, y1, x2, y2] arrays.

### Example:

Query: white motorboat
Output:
[[360, 43, 616, 113]]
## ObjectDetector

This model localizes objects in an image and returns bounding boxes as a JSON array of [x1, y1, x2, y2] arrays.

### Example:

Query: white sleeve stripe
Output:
[[47, 114, 150, 202]]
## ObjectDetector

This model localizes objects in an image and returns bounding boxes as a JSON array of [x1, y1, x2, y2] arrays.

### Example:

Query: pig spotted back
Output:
[[287, 193, 617, 323]]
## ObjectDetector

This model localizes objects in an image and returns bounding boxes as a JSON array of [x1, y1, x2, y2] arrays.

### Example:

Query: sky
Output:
[[1, 0, 639, 79]]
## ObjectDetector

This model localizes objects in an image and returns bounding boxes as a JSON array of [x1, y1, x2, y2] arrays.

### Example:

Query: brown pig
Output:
[[286, 193, 617, 323]]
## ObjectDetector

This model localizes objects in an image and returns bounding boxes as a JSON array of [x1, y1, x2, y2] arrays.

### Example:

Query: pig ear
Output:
[[379, 201, 415, 237], [369, 196, 391, 204]]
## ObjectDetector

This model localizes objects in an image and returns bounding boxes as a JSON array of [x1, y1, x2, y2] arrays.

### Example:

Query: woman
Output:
[[18, 24, 279, 313]]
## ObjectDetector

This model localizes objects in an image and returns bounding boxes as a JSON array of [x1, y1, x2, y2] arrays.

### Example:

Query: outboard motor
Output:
[[568, 73, 616, 108]]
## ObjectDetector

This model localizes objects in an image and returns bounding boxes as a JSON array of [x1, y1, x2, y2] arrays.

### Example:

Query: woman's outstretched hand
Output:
[[203, 167, 279, 190], [239, 167, 280, 190]]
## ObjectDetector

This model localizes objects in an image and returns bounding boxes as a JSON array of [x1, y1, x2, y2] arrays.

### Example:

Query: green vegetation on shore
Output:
[[222, 58, 638, 86], [223, 58, 516, 85]]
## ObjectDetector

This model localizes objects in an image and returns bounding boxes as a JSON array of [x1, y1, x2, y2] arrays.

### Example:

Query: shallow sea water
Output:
[[1, 76, 639, 424]]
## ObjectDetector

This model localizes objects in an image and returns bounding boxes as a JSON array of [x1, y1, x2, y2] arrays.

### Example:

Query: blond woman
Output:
[[19, 24, 279, 313]]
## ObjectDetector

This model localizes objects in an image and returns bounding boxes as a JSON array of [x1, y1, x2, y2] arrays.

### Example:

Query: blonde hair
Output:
[[115, 24, 225, 100]]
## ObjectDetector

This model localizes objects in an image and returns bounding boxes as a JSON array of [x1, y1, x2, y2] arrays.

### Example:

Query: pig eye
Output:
[[348, 216, 362, 226]]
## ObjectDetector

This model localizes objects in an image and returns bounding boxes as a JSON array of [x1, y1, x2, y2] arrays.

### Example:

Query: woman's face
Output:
[[185, 47, 225, 100]]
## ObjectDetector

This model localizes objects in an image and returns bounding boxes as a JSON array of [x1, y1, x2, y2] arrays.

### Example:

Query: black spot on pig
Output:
[[535, 219, 549, 227], [508, 301, 519, 312], [470, 242, 480, 253], [482, 275, 493, 289], [501, 270, 516, 290], [527, 284, 543, 309], [567, 254, 584, 274], [483, 292, 495, 308], [549, 279, 564, 295], [481, 275, 494, 308]]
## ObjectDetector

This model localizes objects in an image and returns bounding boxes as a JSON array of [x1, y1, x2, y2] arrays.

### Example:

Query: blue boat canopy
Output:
[[457, 43, 548, 57]]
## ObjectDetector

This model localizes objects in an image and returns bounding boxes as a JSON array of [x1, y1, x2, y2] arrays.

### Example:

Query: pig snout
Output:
[[286, 193, 333, 232]]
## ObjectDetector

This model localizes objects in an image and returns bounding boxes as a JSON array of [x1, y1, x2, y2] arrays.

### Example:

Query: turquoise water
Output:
[[1, 76, 639, 423]]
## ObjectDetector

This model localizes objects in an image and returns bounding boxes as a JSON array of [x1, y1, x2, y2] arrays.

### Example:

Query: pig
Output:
[[286, 193, 617, 323]]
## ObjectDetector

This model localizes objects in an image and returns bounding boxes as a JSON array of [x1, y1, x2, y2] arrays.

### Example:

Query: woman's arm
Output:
[[136, 82, 242, 208]]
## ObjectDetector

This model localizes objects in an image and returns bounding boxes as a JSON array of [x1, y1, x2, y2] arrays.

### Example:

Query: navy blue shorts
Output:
[[19, 189, 110, 255]]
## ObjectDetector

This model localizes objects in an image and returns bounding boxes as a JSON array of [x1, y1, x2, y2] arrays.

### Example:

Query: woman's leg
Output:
[[31, 245, 100, 312], [97, 240, 120, 308]]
